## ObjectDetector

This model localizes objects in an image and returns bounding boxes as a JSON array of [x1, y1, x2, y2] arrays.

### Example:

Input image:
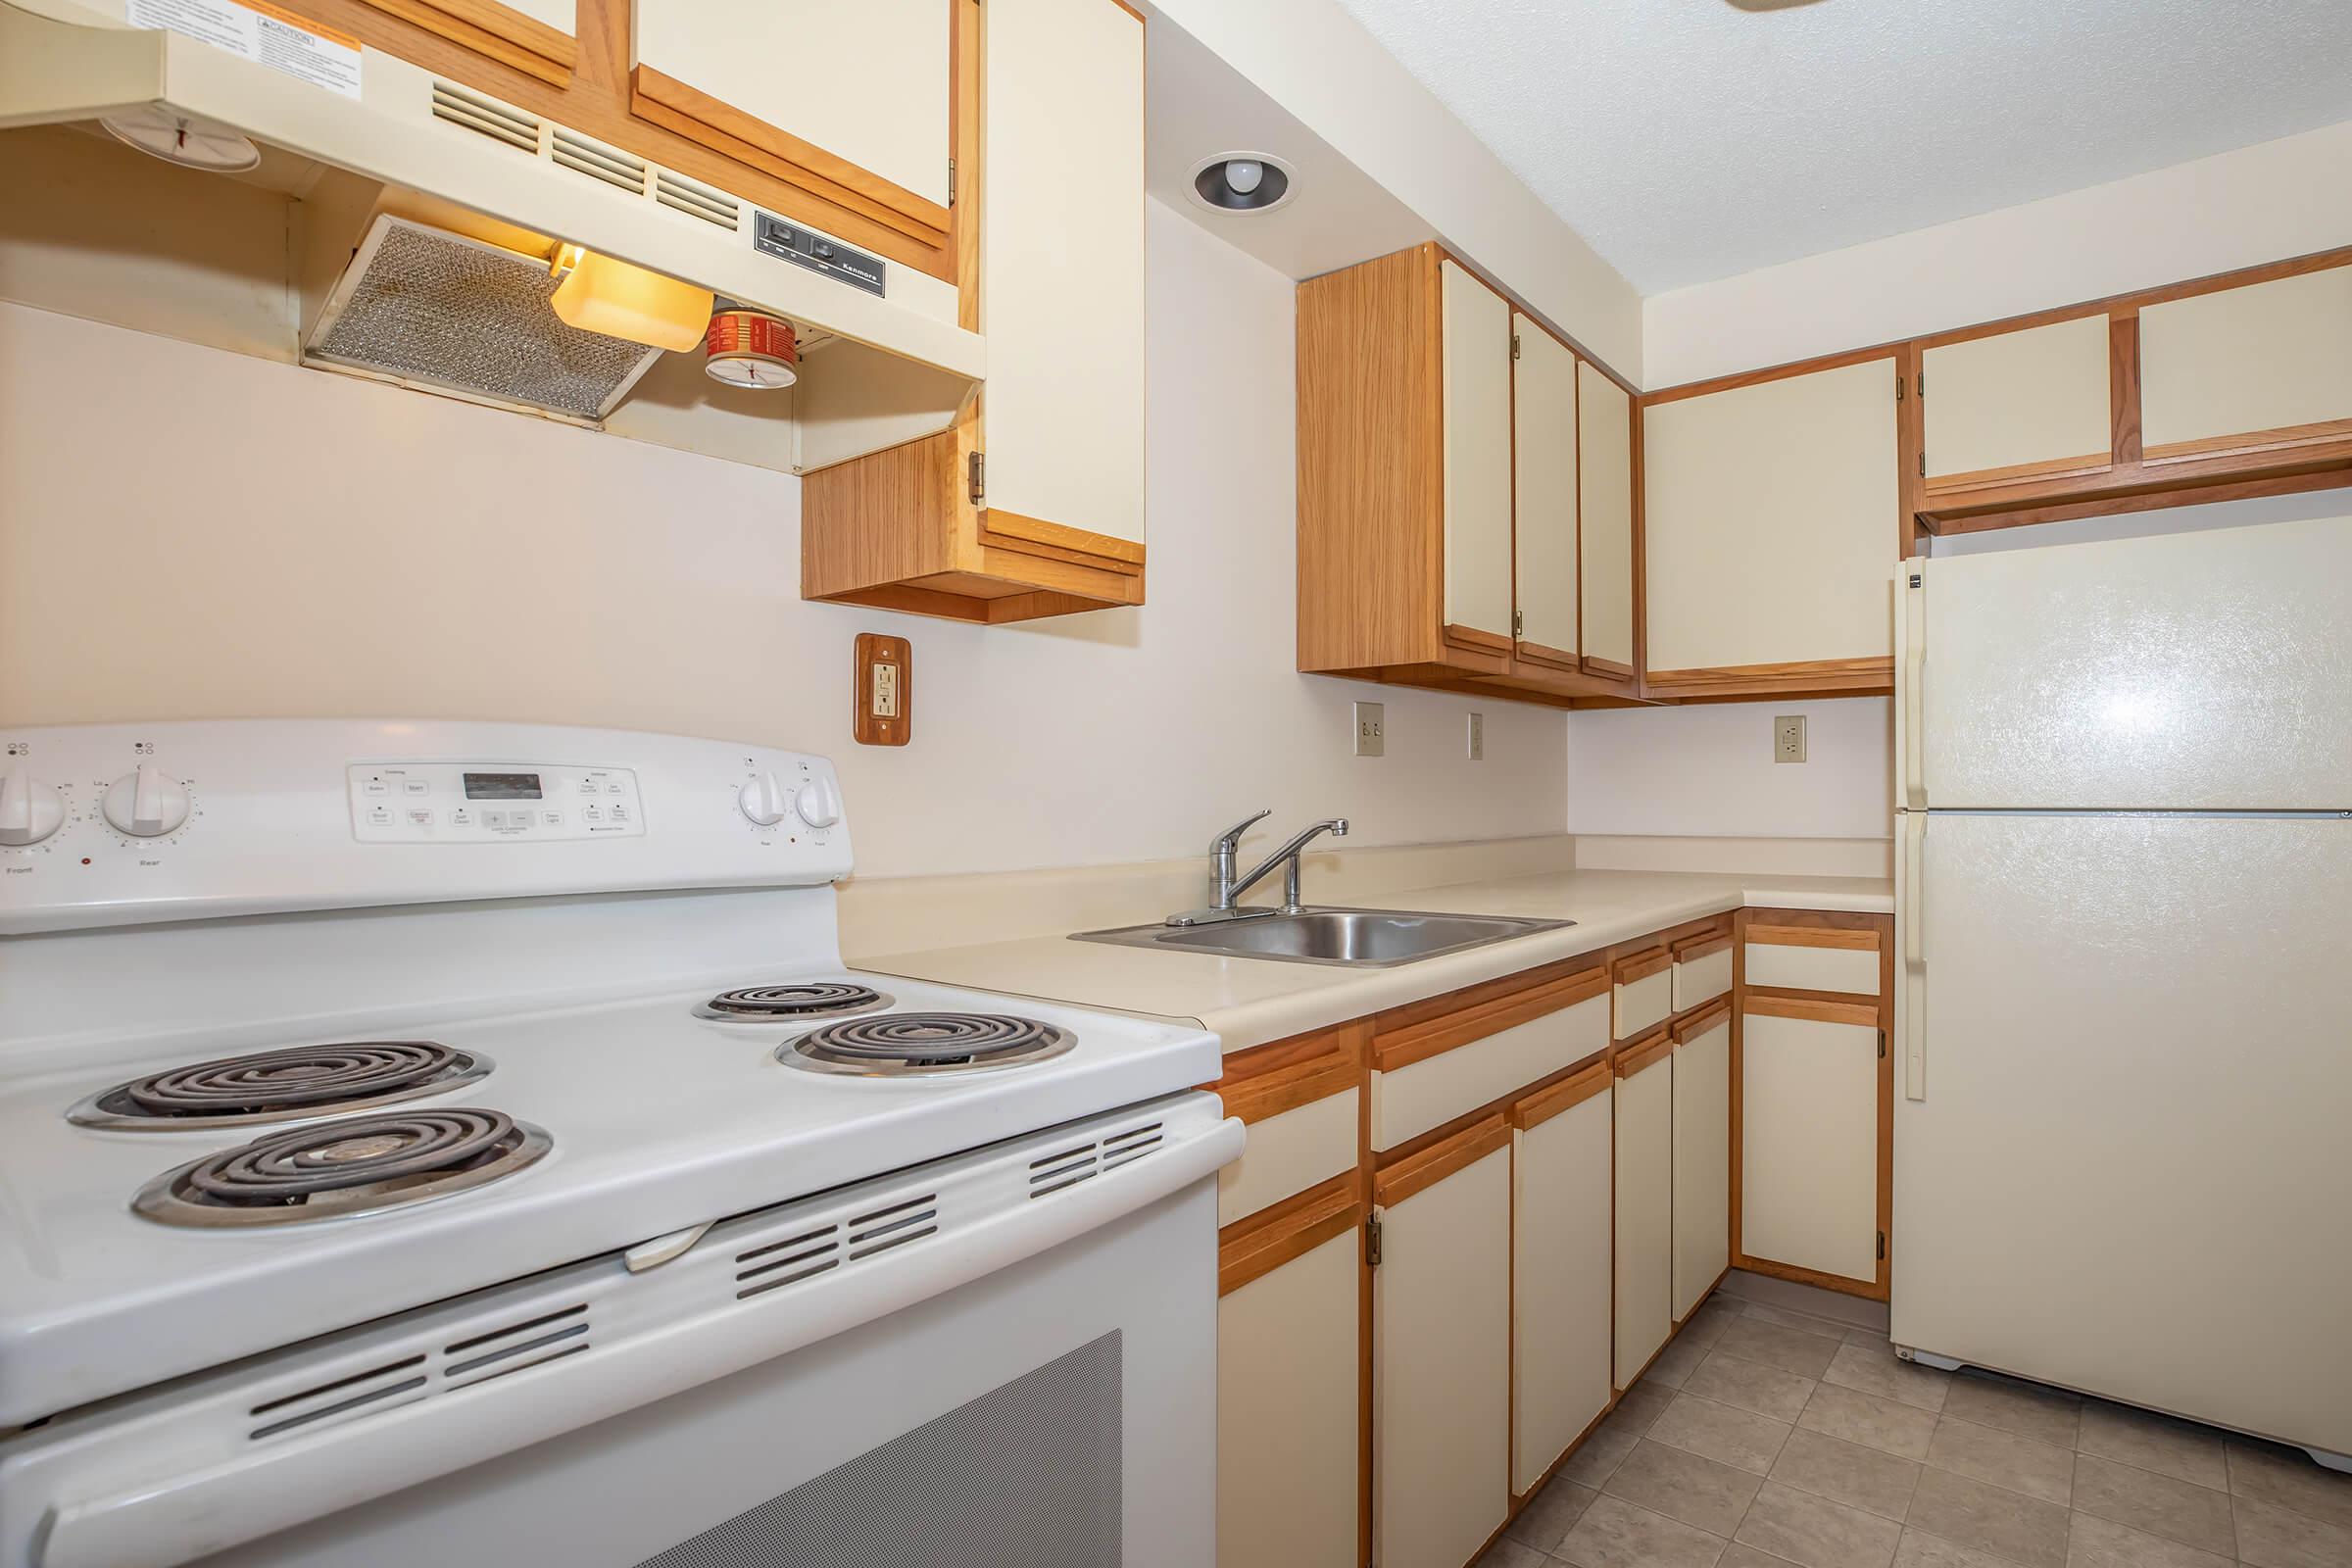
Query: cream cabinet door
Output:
[[1512, 1071, 1612, 1495], [1375, 1130, 1510, 1568], [1441, 260, 1514, 641], [635, 0, 954, 209], [1923, 316, 2112, 483], [1742, 1003, 1879, 1284], [1642, 359, 1897, 676], [2139, 264, 2352, 453], [1671, 1012, 1731, 1322], [980, 0, 1146, 542], [1219, 1229, 1359, 1568], [1577, 362, 1635, 672], [1512, 316, 1578, 660], [1613, 1045, 1673, 1388]]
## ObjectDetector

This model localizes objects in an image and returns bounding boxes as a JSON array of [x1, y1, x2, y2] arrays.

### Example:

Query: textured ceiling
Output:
[[1328, 0, 2352, 293]]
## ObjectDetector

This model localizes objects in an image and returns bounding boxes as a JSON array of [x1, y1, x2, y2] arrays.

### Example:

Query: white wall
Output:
[[1566, 700, 1890, 841], [0, 198, 1567, 880], [1644, 117, 2352, 389]]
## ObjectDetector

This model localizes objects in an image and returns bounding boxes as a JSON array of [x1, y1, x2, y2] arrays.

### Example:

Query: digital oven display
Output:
[[463, 772, 544, 800]]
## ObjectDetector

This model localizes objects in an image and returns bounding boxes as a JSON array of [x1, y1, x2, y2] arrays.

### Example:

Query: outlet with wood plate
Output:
[[854, 634, 910, 747]]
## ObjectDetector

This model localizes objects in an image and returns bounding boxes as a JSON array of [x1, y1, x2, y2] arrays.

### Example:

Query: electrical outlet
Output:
[[1352, 701, 1385, 758], [1467, 711, 1484, 760], [1774, 713, 1806, 763]]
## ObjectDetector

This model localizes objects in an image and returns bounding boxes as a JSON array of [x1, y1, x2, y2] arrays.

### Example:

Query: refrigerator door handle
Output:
[[1901, 811, 1927, 1100], [1900, 566, 1927, 809]]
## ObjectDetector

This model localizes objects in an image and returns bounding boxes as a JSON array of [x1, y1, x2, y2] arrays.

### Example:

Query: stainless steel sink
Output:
[[1072, 907, 1574, 968]]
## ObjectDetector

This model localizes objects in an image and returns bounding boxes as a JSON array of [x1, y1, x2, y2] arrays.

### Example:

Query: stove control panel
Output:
[[347, 762, 646, 843]]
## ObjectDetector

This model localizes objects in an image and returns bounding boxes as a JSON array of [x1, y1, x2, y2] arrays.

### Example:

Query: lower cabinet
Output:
[[1510, 1063, 1614, 1495], [1217, 1195, 1362, 1568], [1740, 995, 1881, 1286], [1373, 1116, 1512, 1568], [1612, 1031, 1675, 1388], [1671, 1003, 1733, 1322]]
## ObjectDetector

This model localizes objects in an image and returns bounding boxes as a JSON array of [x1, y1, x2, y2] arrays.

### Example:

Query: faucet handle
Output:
[[1210, 809, 1271, 853]]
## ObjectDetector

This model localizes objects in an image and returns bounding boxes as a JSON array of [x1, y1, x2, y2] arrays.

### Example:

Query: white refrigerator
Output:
[[1891, 514, 2352, 1468]]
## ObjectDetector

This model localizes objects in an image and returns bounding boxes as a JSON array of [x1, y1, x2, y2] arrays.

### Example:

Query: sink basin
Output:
[[1071, 907, 1573, 968]]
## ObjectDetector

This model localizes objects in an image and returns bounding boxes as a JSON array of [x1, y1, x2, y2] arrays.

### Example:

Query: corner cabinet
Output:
[[1641, 355, 1901, 701], [800, 0, 1148, 622], [1298, 243, 1643, 710]]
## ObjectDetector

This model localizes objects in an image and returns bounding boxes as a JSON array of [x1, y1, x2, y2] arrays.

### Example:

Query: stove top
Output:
[[69, 1041, 491, 1130], [695, 982, 892, 1021], [783, 1012, 1077, 1076], [133, 1107, 552, 1228]]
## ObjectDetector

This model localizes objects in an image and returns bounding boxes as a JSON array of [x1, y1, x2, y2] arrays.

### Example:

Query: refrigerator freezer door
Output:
[[1891, 811, 2352, 1454], [1916, 515, 2352, 809]]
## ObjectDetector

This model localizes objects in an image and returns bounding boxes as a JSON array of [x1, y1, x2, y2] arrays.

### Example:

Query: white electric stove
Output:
[[0, 720, 1237, 1568]]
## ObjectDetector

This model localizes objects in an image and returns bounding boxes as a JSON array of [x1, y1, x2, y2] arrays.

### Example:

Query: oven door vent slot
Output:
[[1101, 1122, 1163, 1171], [1028, 1140, 1101, 1198], [735, 1222, 843, 1299], [246, 1354, 427, 1442], [847, 1194, 940, 1259], [442, 1303, 592, 1387]]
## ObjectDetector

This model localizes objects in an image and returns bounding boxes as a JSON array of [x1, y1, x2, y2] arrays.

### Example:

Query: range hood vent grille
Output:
[[428, 80, 542, 153], [552, 129, 649, 196], [305, 216, 663, 425], [656, 172, 741, 232]]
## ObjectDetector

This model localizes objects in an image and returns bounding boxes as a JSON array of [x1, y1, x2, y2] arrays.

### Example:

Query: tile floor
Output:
[[1484, 1294, 2352, 1568]]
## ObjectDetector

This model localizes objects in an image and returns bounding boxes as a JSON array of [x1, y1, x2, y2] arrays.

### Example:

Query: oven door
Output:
[[9, 1096, 1240, 1568]]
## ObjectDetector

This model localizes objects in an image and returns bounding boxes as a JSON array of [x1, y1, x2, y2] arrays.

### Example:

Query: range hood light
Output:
[[548, 248, 714, 353]]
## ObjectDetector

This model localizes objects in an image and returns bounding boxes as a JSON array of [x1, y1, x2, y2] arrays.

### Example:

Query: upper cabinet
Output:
[[800, 0, 1147, 622], [1298, 244, 1642, 710], [2138, 263, 2352, 456], [1642, 357, 1900, 700], [1578, 364, 1638, 680], [631, 0, 957, 274], [1921, 314, 2113, 488]]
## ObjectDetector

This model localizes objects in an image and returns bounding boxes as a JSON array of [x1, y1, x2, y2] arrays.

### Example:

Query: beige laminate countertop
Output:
[[856, 868, 1893, 1054]]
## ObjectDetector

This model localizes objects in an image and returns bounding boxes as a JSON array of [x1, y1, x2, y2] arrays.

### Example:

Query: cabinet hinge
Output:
[[1917, 452, 1926, 477], [1511, 333, 1521, 361], [1917, 371, 1926, 398], [948, 157, 956, 208], [1513, 610, 1524, 637], [1365, 1213, 1383, 1267], [1894, 377, 1904, 403], [1878, 1028, 1887, 1060], [1877, 1230, 1887, 1262], [967, 451, 985, 506]]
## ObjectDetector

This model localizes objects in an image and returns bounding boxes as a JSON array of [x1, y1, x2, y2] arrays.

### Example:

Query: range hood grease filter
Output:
[[306, 216, 669, 423]]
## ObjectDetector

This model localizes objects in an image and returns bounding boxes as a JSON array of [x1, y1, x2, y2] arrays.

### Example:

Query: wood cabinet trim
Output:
[[1372, 1111, 1508, 1207], [1613, 1027, 1673, 1078], [1672, 931, 1732, 961], [975, 509, 1148, 574], [1510, 1057, 1609, 1129], [1672, 998, 1732, 1043], [1745, 923, 1881, 953], [2140, 416, 2352, 465], [1643, 657, 1895, 699], [1742, 993, 1880, 1028], [1216, 1169, 1363, 1296], [1372, 964, 1608, 1072], [1921, 451, 2115, 495], [358, 0, 577, 80], [1612, 947, 1671, 985], [1210, 1021, 1366, 1126]]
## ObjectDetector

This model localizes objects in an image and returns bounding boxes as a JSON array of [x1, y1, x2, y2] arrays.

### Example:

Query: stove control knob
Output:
[[737, 770, 790, 826], [102, 763, 191, 838], [0, 770, 66, 847], [794, 774, 843, 830]]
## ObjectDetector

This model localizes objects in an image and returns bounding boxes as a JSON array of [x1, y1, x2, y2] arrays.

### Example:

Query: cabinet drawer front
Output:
[[1512, 1090, 1612, 1494], [1371, 993, 1606, 1152], [2140, 264, 2352, 452], [1217, 1087, 1359, 1227], [1742, 1010, 1878, 1283], [1744, 925, 1882, 997], [1672, 941, 1734, 1012], [1613, 952, 1673, 1040], [1217, 1229, 1360, 1568]]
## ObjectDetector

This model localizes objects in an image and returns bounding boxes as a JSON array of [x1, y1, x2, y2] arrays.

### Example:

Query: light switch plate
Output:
[[1774, 713, 1805, 763], [1467, 711, 1484, 760], [1353, 701, 1385, 758]]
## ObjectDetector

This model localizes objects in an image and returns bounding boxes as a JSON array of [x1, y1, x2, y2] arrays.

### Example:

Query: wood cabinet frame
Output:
[[1730, 906, 1894, 1301], [303, 0, 979, 284], [1298, 243, 1647, 713]]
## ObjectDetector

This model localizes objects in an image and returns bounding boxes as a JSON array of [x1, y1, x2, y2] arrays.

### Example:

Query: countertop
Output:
[[856, 867, 1893, 1054]]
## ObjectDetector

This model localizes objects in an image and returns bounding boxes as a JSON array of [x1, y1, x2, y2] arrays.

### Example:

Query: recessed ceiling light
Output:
[[1187, 152, 1295, 215]]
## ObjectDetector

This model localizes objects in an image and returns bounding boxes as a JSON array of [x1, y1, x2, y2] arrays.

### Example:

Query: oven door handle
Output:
[[37, 1114, 1247, 1568]]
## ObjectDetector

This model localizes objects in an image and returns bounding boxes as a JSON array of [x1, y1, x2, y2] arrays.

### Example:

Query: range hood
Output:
[[0, 0, 980, 468]]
